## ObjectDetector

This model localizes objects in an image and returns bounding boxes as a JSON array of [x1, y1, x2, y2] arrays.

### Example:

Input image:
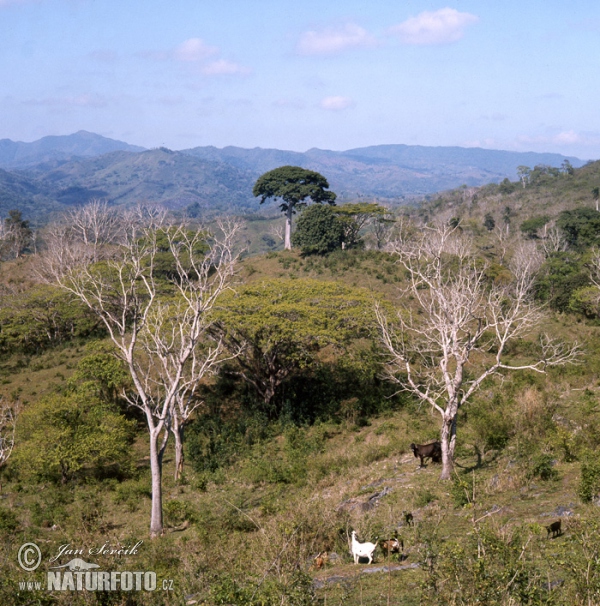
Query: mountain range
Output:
[[0, 131, 588, 221]]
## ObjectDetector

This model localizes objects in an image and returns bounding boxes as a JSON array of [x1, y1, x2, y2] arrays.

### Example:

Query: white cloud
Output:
[[297, 23, 376, 55], [463, 138, 497, 149], [555, 130, 586, 145], [320, 96, 354, 111], [201, 59, 250, 76], [157, 38, 251, 76], [174, 38, 218, 62], [388, 8, 478, 45]]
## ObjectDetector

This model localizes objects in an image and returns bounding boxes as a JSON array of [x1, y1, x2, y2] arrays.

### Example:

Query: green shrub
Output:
[[578, 458, 600, 502], [73, 494, 106, 533], [467, 394, 512, 455], [451, 475, 471, 508], [15, 386, 135, 484], [292, 204, 344, 255], [163, 500, 197, 527], [421, 524, 551, 605], [0, 507, 18, 533], [29, 486, 73, 528], [528, 453, 559, 481], [207, 571, 316, 605]]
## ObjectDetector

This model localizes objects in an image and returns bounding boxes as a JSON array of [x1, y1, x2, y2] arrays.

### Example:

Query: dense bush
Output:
[[291, 203, 344, 255], [557, 207, 600, 250], [14, 384, 136, 484], [534, 252, 589, 312]]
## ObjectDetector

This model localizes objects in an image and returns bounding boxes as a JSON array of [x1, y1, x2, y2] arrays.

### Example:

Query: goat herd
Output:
[[314, 440, 564, 570]]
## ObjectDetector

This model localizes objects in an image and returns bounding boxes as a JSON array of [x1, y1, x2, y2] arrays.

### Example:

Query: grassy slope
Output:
[[2, 162, 600, 603], [0, 247, 599, 604]]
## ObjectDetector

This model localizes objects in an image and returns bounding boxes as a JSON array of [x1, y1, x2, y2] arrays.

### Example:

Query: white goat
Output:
[[351, 530, 377, 564]]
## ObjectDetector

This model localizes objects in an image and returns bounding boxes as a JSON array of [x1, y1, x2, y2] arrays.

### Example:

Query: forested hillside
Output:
[[0, 131, 145, 169], [0, 162, 600, 605], [0, 132, 587, 224]]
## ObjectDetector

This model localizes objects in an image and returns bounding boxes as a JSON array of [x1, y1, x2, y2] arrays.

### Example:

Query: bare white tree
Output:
[[46, 206, 241, 536], [377, 224, 580, 480], [492, 224, 515, 264], [590, 248, 600, 288], [138, 224, 241, 482], [267, 222, 285, 244], [540, 221, 568, 257], [0, 399, 18, 491], [67, 199, 122, 262], [39, 201, 126, 279]]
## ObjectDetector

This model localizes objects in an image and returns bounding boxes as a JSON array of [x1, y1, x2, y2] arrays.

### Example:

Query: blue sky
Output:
[[2, 0, 600, 159]]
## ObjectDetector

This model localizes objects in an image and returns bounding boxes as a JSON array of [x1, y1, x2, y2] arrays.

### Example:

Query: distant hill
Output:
[[0, 131, 145, 169], [182, 144, 586, 199], [0, 132, 588, 221], [0, 148, 256, 221]]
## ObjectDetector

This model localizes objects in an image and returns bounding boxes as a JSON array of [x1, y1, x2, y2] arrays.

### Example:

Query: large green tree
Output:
[[557, 208, 600, 250], [253, 166, 336, 250], [213, 278, 375, 414]]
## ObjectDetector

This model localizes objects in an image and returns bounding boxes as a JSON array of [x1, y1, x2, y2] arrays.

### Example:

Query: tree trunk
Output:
[[149, 426, 167, 538], [439, 412, 458, 480], [172, 418, 184, 483], [284, 206, 293, 250]]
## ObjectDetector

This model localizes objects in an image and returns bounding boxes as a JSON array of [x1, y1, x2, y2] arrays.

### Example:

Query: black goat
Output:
[[546, 520, 562, 538], [410, 441, 442, 467], [404, 511, 414, 526]]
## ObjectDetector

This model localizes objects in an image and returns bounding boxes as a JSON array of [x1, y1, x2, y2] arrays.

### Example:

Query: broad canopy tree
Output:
[[253, 166, 336, 250], [376, 223, 579, 480], [213, 278, 375, 414]]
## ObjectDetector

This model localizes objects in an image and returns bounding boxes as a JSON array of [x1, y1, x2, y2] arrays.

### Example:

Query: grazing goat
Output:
[[313, 552, 327, 570], [404, 511, 414, 526], [410, 441, 442, 467], [380, 536, 403, 557], [351, 531, 377, 564], [546, 520, 562, 538]]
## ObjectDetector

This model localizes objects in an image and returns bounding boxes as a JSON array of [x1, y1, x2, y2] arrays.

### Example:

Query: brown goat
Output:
[[314, 552, 328, 569], [379, 537, 403, 557]]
